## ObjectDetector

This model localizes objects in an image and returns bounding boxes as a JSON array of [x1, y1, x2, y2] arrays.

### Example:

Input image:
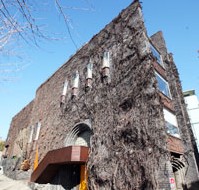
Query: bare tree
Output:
[[0, 0, 93, 81]]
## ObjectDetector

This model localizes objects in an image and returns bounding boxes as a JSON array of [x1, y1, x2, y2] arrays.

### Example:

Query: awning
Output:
[[31, 146, 89, 183]]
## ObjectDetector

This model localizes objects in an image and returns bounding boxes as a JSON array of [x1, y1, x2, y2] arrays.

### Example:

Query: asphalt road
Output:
[[0, 174, 31, 190]]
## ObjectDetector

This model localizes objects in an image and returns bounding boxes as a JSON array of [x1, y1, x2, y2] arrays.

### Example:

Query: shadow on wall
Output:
[[182, 181, 199, 190]]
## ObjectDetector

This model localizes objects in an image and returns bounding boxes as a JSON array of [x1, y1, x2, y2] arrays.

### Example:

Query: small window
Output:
[[29, 125, 34, 143], [86, 62, 93, 79], [34, 122, 41, 141], [102, 51, 110, 68], [166, 122, 180, 138], [155, 72, 171, 98], [163, 109, 180, 138], [150, 44, 164, 67], [72, 71, 79, 88]]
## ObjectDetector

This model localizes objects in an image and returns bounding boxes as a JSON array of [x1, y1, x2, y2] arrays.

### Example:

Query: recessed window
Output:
[[155, 72, 171, 98], [29, 125, 34, 143], [102, 51, 110, 68], [163, 109, 180, 138], [72, 71, 79, 89], [34, 122, 41, 141], [150, 44, 164, 67]]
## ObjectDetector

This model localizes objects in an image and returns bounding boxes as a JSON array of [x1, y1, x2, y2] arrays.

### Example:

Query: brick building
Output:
[[5, 1, 199, 189]]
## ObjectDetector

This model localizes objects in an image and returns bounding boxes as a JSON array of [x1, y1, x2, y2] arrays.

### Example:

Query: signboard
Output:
[[169, 178, 176, 189]]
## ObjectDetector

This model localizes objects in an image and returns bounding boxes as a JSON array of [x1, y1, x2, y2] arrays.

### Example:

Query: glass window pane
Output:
[[29, 125, 34, 143], [163, 108, 180, 138], [155, 73, 171, 98], [166, 121, 180, 138], [150, 44, 164, 67], [34, 122, 41, 141]]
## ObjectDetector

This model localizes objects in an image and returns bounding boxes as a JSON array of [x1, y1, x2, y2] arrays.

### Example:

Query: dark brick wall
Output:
[[150, 31, 168, 60], [27, 1, 159, 166], [150, 26, 199, 189], [5, 1, 199, 189], [166, 54, 199, 187], [151, 31, 199, 187], [6, 100, 34, 157]]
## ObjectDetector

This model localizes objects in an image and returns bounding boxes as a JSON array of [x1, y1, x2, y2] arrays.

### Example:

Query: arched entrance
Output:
[[171, 154, 186, 190], [31, 121, 92, 190], [60, 122, 92, 189], [64, 121, 92, 147]]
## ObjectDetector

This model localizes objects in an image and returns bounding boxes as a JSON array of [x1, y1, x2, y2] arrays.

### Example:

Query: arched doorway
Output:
[[64, 121, 92, 147], [31, 121, 92, 190], [56, 121, 92, 189], [171, 154, 186, 190]]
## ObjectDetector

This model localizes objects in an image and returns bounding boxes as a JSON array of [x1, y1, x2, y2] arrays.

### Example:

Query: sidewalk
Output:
[[0, 174, 31, 190]]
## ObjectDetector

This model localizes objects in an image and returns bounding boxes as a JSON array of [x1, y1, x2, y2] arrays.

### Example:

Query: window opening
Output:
[[72, 71, 79, 97], [155, 72, 171, 98], [34, 122, 41, 141], [60, 79, 68, 105], [102, 51, 110, 79], [164, 109, 180, 138], [150, 44, 164, 67], [85, 61, 93, 90], [29, 125, 34, 143]]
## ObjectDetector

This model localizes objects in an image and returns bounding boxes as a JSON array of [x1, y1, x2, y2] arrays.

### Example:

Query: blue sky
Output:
[[0, 0, 199, 140]]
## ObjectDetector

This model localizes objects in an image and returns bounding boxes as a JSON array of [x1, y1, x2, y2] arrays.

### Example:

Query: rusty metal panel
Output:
[[31, 146, 89, 183], [167, 136, 184, 154]]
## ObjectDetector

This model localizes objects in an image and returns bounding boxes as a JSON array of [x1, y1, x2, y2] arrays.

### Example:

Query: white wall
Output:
[[184, 94, 199, 149]]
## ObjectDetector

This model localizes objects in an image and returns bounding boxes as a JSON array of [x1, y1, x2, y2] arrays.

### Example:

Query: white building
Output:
[[184, 90, 199, 149]]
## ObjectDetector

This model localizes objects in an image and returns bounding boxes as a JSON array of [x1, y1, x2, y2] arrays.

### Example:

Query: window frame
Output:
[[150, 43, 164, 67], [155, 72, 172, 99], [163, 108, 180, 138], [28, 125, 34, 143], [34, 122, 41, 141]]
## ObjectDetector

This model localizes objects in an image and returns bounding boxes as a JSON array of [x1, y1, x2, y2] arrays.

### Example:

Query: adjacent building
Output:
[[184, 90, 199, 149], [4, 1, 199, 189], [184, 90, 199, 172]]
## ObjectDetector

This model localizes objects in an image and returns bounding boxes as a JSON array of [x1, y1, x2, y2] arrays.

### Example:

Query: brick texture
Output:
[[5, 1, 198, 189]]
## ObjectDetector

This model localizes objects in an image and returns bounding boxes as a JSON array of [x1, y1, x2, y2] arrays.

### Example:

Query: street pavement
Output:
[[0, 174, 31, 190]]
